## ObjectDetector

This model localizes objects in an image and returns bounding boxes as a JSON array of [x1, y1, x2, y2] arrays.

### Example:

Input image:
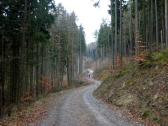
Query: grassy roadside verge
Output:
[[94, 50, 168, 126]]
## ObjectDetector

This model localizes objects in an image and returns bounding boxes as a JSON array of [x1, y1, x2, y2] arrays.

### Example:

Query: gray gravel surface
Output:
[[40, 80, 143, 126]]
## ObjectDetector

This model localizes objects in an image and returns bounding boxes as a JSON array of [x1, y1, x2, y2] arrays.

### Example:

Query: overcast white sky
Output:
[[55, 0, 110, 44]]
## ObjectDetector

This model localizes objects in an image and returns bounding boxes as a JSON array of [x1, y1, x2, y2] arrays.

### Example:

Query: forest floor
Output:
[[94, 50, 168, 126], [0, 79, 90, 126]]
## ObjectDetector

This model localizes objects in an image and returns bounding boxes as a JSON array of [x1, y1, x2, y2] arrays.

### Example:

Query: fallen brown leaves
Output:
[[0, 100, 48, 126], [16, 104, 48, 126]]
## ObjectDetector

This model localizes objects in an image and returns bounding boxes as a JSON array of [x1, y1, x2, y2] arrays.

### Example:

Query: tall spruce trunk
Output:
[[115, 0, 118, 66], [110, 0, 115, 69], [129, 1, 133, 56], [135, 0, 139, 55], [0, 27, 5, 117], [165, 0, 168, 47], [119, 0, 123, 66], [155, 0, 159, 49], [21, 0, 28, 95]]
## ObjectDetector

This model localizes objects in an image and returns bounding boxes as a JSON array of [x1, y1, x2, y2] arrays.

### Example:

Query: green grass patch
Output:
[[140, 49, 168, 68], [114, 64, 135, 79]]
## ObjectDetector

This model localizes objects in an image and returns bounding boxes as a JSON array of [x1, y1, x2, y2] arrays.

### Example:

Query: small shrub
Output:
[[114, 64, 134, 79], [142, 110, 151, 119], [138, 49, 168, 68], [152, 49, 168, 65]]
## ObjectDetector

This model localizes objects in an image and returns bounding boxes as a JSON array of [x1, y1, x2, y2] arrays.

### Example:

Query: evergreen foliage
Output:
[[0, 1, 86, 117]]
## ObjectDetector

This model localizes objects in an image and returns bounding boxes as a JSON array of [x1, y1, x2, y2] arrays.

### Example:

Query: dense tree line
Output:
[[50, 4, 86, 87], [0, 1, 86, 117], [97, 21, 111, 59], [96, 0, 168, 68]]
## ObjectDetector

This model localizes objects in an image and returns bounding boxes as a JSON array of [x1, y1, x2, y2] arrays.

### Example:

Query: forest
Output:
[[1, 0, 168, 125], [0, 0, 86, 117], [96, 0, 167, 66], [94, 0, 168, 125]]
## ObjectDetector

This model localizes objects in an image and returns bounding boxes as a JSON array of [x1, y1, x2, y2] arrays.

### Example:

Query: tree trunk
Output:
[[119, 0, 123, 66], [110, 0, 115, 69], [150, 0, 154, 52], [155, 0, 159, 49], [165, 0, 168, 47], [135, 0, 139, 55], [21, 0, 28, 95], [129, 1, 133, 56], [115, 0, 118, 66], [0, 27, 5, 117]]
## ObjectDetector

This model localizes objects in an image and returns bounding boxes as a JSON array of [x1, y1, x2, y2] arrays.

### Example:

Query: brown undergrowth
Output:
[[0, 79, 90, 126]]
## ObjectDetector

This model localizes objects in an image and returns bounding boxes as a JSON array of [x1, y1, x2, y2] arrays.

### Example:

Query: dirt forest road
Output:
[[40, 80, 142, 126]]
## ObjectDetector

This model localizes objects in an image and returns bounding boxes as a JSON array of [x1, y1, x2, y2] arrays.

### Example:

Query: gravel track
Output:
[[40, 80, 143, 126]]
